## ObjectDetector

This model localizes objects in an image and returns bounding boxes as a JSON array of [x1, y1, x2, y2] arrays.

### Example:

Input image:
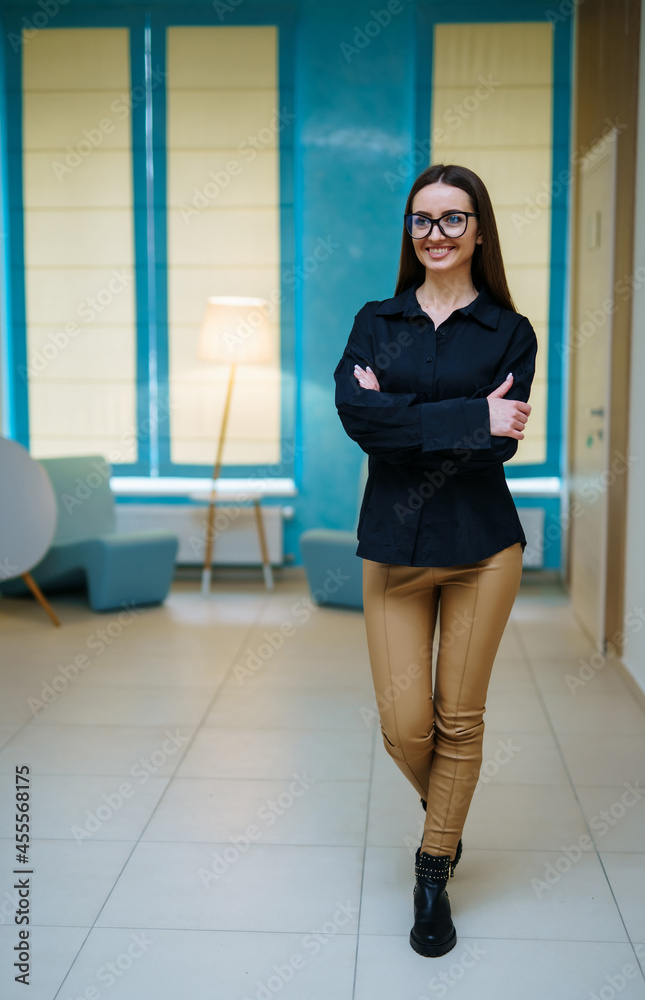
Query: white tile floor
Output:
[[1, 571, 644, 1000]]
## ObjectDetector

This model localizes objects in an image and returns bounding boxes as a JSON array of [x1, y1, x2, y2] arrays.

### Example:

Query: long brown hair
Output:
[[394, 163, 516, 312]]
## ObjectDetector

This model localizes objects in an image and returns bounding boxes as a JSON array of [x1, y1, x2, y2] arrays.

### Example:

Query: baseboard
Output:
[[613, 657, 645, 713]]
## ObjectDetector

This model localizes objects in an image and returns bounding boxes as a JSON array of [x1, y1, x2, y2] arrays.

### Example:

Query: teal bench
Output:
[[299, 457, 368, 610]]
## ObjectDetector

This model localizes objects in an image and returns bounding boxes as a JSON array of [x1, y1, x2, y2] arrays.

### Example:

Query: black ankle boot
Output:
[[419, 798, 463, 876], [409, 848, 457, 958]]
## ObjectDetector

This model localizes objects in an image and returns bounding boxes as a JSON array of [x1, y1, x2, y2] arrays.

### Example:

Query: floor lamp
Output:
[[197, 296, 273, 595]]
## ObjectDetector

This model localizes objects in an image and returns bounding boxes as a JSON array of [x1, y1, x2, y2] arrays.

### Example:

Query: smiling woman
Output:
[[334, 161, 537, 959]]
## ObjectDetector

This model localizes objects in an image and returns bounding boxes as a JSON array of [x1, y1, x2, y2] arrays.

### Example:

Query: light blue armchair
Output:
[[0, 455, 178, 612], [299, 457, 369, 610]]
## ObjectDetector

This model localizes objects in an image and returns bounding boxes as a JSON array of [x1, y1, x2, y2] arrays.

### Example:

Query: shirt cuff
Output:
[[420, 397, 491, 452]]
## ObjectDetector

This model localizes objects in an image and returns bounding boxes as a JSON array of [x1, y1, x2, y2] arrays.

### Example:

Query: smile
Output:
[[426, 247, 455, 256]]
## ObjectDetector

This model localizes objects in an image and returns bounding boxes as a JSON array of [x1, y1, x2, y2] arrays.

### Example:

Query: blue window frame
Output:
[[0, 2, 297, 480]]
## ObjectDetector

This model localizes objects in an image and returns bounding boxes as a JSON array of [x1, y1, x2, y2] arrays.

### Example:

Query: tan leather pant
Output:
[[362, 542, 524, 858]]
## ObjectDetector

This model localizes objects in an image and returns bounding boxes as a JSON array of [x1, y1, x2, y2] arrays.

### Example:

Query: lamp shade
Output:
[[197, 296, 273, 365]]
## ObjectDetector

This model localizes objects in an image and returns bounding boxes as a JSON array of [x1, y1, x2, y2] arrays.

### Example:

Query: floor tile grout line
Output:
[[0, 773, 374, 782], [50, 592, 274, 1000], [0, 773, 640, 784], [0, 657, 252, 754], [1, 775, 377, 785], [515, 615, 645, 980], [0, 584, 278, 744], [5, 723, 381, 733], [350, 717, 378, 1000], [21, 925, 644, 945], [4, 837, 644, 851]]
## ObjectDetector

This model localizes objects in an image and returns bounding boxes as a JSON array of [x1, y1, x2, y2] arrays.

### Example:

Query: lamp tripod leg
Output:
[[253, 499, 274, 590], [201, 497, 217, 595], [200, 362, 236, 597]]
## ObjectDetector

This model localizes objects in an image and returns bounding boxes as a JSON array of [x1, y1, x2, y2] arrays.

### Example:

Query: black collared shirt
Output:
[[333, 280, 538, 566]]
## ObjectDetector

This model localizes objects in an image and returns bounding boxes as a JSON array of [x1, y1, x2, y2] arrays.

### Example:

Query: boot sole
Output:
[[409, 927, 457, 958]]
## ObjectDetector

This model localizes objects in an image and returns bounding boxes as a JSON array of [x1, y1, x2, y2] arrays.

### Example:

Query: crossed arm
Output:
[[333, 310, 537, 475]]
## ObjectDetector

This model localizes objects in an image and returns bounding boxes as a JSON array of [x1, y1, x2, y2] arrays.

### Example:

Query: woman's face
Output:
[[409, 182, 483, 278]]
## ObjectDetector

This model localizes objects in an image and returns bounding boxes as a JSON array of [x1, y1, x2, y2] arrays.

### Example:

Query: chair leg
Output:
[[253, 499, 274, 590], [20, 572, 61, 627]]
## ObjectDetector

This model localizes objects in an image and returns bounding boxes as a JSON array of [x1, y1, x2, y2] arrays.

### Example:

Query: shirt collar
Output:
[[374, 280, 501, 330]]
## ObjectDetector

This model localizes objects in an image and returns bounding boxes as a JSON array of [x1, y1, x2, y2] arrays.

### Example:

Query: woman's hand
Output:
[[353, 364, 381, 391], [487, 373, 532, 439], [352, 366, 531, 440]]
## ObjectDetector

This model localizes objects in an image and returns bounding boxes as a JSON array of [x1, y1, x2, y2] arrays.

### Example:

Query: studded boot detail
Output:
[[409, 848, 457, 958]]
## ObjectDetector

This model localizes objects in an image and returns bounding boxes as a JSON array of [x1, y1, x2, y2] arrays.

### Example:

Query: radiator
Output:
[[517, 507, 545, 569], [114, 503, 286, 566], [114, 503, 545, 569]]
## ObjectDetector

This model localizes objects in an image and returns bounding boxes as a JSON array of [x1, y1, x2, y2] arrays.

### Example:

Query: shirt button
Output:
[[409, 497, 421, 508], [426, 357, 433, 362], [420, 392, 430, 401]]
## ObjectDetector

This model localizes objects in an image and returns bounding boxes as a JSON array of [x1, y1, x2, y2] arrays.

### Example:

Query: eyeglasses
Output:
[[404, 211, 479, 239]]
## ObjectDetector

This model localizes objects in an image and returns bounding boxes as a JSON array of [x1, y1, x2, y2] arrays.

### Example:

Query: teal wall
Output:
[[295, 0, 417, 538]]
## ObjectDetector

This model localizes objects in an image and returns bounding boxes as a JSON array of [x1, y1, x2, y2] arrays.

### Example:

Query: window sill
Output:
[[506, 477, 561, 498], [110, 476, 298, 499]]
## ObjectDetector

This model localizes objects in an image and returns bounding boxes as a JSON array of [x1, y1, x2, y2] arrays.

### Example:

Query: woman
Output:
[[333, 163, 537, 958]]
